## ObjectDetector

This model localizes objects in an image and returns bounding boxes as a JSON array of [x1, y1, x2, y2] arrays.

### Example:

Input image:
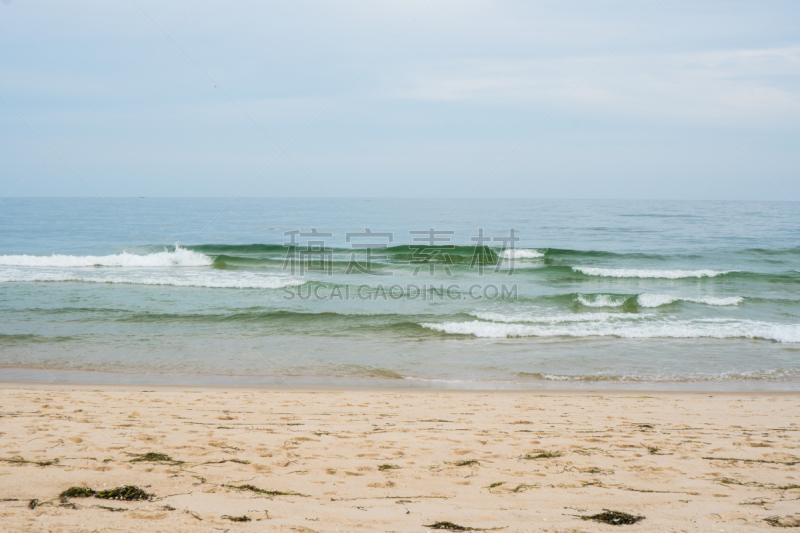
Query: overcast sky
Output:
[[1, 0, 798, 199]]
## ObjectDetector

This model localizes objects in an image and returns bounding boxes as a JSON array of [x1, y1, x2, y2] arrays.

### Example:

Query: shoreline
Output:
[[3, 379, 800, 396], [4, 366, 800, 392]]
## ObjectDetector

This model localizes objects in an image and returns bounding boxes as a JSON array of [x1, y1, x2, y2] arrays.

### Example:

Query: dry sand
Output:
[[0, 384, 799, 532]]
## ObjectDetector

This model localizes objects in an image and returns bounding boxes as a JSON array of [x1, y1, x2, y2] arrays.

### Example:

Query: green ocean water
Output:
[[1, 198, 798, 389]]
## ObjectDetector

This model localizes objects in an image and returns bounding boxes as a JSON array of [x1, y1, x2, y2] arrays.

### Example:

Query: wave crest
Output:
[[576, 294, 628, 307], [420, 318, 800, 343], [573, 267, 732, 278], [0, 245, 212, 268], [470, 311, 645, 323], [637, 294, 743, 307], [574, 292, 743, 308], [499, 249, 544, 259], [0, 268, 303, 289]]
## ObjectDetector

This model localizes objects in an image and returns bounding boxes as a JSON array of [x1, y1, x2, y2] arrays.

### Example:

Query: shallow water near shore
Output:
[[1, 198, 799, 389]]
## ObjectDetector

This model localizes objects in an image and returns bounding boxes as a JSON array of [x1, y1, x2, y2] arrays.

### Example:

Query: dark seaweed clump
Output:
[[424, 522, 477, 531], [2, 456, 59, 467], [95, 486, 151, 501], [59, 487, 96, 498], [59, 485, 151, 501], [222, 515, 251, 522], [130, 452, 183, 464], [378, 464, 401, 470], [765, 515, 800, 527], [227, 484, 302, 497], [523, 450, 562, 460], [580, 510, 645, 525]]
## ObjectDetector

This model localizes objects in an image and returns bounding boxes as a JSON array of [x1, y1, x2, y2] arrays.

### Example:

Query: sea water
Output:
[[1, 198, 798, 390]]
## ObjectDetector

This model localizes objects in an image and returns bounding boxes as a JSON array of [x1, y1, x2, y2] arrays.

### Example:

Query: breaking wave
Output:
[[470, 311, 648, 323], [574, 293, 743, 308], [499, 249, 544, 259], [420, 318, 800, 343], [636, 294, 743, 307], [573, 267, 733, 278], [0, 245, 212, 268], [576, 294, 629, 307], [0, 268, 303, 290]]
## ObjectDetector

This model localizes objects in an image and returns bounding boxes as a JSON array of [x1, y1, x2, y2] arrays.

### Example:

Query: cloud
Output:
[[387, 46, 800, 125]]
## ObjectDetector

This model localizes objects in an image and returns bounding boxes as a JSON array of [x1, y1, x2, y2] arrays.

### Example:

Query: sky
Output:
[[1, 0, 799, 200]]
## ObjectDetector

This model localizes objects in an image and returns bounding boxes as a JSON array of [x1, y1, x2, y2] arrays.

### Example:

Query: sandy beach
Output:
[[0, 384, 798, 532]]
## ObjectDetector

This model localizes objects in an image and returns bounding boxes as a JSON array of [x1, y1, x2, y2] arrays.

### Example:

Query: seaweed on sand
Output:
[[703, 456, 799, 466], [96, 505, 127, 512], [2, 456, 59, 467], [764, 515, 800, 527], [129, 452, 183, 465], [455, 460, 480, 467], [95, 486, 151, 501], [522, 450, 562, 460], [199, 458, 250, 465], [378, 464, 401, 470], [424, 522, 476, 531], [222, 515, 251, 522], [59, 487, 96, 498], [59, 485, 151, 501], [226, 484, 305, 497], [423, 522, 504, 531], [579, 510, 645, 525]]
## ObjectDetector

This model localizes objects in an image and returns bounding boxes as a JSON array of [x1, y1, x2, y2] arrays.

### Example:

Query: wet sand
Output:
[[0, 383, 798, 531]]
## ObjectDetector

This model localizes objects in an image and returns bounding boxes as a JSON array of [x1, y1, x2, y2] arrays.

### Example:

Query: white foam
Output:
[[0, 245, 212, 268], [471, 311, 644, 323], [576, 294, 628, 307], [636, 294, 743, 307], [420, 318, 800, 343], [539, 374, 576, 381], [530, 368, 800, 382], [0, 268, 303, 290], [401, 376, 480, 383], [499, 249, 544, 259], [574, 267, 732, 279]]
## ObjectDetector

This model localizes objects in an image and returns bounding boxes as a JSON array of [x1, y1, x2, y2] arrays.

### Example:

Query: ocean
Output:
[[1, 197, 798, 390]]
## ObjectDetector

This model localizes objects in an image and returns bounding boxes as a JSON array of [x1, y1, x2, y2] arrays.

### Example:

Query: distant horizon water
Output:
[[1, 198, 798, 390], [7, 196, 800, 201]]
